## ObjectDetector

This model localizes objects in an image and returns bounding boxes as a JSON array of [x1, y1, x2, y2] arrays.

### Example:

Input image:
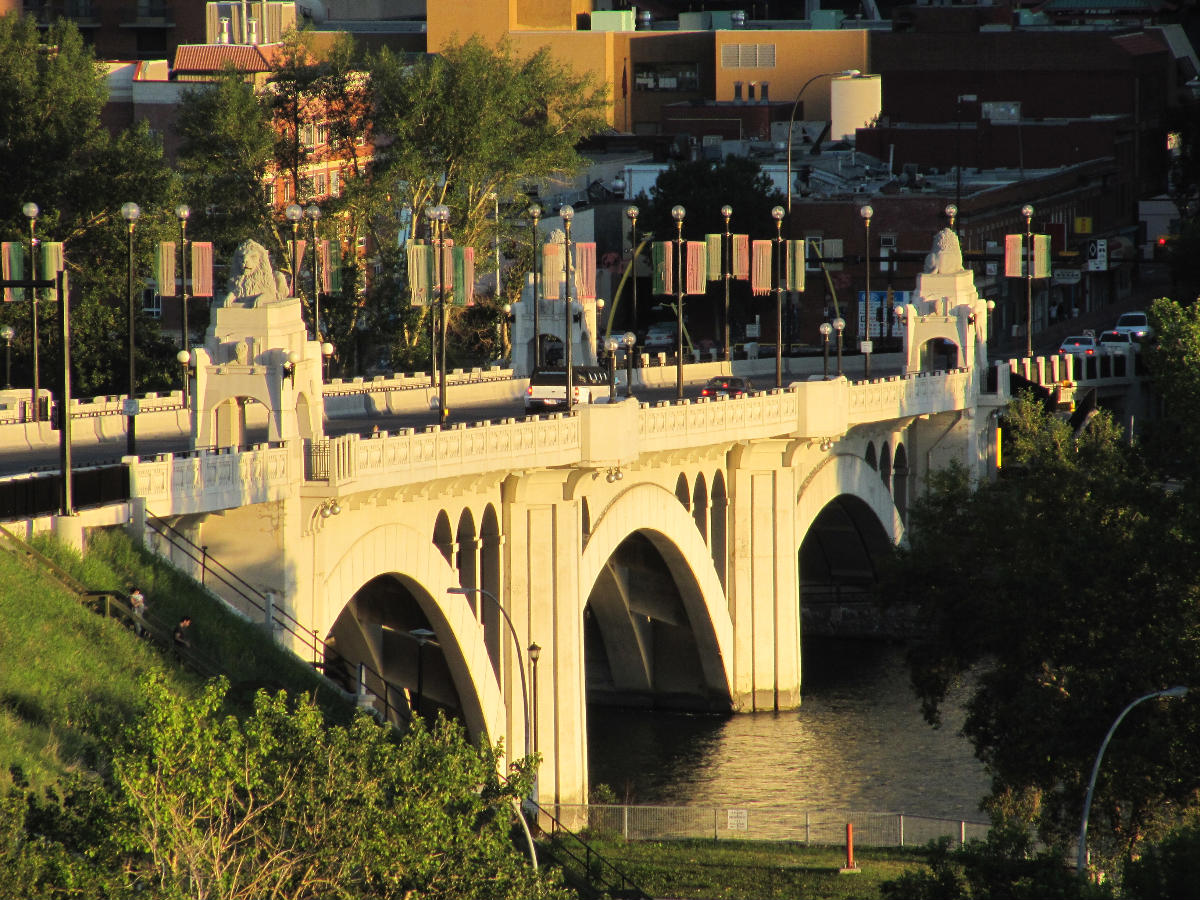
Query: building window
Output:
[[805, 234, 824, 271], [143, 288, 161, 318], [330, 169, 340, 197], [721, 43, 776, 69], [633, 63, 701, 92]]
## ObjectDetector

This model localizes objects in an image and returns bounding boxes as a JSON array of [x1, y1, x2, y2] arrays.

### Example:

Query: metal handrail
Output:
[[144, 511, 409, 725], [527, 797, 651, 899]]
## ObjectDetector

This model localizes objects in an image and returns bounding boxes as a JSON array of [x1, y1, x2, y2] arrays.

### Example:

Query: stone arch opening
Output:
[[479, 505, 503, 677], [326, 574, 466, 726], [710, 470, 728, 593], [433, 510, 453, 565], [893, 444, 910, 523], [918, 337, 959, 372], [581, 496, 591, 550], [865, 441, 877, 470], [674, 473, 690, 510], [454, 509, 478, 600], [880, 440, 892, 492], [691, 473, 708, 542], [211, 395, 271, 448]]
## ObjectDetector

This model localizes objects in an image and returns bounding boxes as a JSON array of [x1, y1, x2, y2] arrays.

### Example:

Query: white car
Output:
[[1057, 335, 1096, 357], [1097, 330, 1138, 354], [1113, 311, 1154, 342], [642, 323, 677, 351]]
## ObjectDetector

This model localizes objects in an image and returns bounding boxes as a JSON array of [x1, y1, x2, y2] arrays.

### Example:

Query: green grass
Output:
[[0, 526, 360, 792], [567, 837, 930, 900]]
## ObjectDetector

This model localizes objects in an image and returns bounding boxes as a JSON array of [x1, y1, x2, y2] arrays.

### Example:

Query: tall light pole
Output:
[[22, 202, 40, 421], [425, 205, 441, 405], [306, 203, 322, 339], [604, 336, 618, 401], [436, 204, 450, 426], [820, 321, 831, 379], [176, 204, 190, 403], [529, 204, 542, 370], [1, 324, 12, 389], [626, 205, 640, 342], [120, 201, 141, 456], [1022, 203, 1034, 358], [491, 192, 501, 314], [833, 316, 845, 377], [860, 204, 874, 380], [771, 205, 785, 387], [623, 330, 636, 397], [786, 69, 861, 213], [285, 203, 303, 301], [561, 204, 576, 412], [672, 204, 686, 400], [1077, 686, 1188, 876], [721, 204, 732, 361], [528, 642, 541, 758]]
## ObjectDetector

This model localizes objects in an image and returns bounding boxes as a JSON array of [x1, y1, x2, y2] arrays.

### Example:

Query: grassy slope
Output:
[[1, 526, 355, 791]]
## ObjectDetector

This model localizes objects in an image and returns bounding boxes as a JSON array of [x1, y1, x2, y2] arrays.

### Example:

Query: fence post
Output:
[[960, 820, 966, 847], [805, 811, 810, 845], [713, 808, 718, 842], [200, 544, 208, 586], [623, 804, 629, 841], [899, 813, 905, 847]]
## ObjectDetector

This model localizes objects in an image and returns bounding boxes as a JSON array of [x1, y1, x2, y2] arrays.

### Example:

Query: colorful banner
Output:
[[407, 242, 432, 306], [156, 241, 176, 297], [542, 243, 562, 300], [751, 240, 772, 296], [39, 243, 64, 302], [732, 234, 749, 280], [191, 242, 213, 297], [786, 239, 806, 292], [705, 234, 722, 280], [451, 246, 474, 306], [1004, 234, 1024, 278], [686, 241, 707, 295], [652, 241, 673, 296], [2, 242, 23, 303], [574, 242, 596, 299]]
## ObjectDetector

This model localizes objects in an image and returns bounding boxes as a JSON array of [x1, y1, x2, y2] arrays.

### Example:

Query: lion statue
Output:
[[923, 228, 964, 275], [215, 239, 291, 308]]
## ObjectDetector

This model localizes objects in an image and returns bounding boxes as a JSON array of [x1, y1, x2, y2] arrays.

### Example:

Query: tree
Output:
[[364, 36, 608, 368], [112, 674, 569, 900], [882, 393, 1200, 862], [1141, 297, 1200, 476]]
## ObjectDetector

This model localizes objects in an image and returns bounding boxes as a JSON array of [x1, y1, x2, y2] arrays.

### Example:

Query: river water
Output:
[[588, 637, 990, 823]]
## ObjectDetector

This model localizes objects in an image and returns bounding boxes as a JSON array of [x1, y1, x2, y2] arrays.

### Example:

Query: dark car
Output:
[[701, 376, 754, 398]]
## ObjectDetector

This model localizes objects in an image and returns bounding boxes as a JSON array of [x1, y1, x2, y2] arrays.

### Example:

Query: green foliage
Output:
[[637, 156, 785, 243], [1123, 823, 1200, 899], [1142, 297, 1200, 476], [883, 393, 1200, 858], [880, 828, 1112, 900]]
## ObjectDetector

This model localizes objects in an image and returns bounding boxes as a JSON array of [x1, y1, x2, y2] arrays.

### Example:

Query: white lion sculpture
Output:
[[924, 228, 965, 275], [216, 239, 291, 308]]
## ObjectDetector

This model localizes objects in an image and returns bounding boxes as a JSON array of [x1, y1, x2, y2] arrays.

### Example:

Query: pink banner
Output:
[[751, 240, 772, 296], [574, 242, 596, 298], [686, 241, 707, 295], [191, 242, 213, 297], [732, 234, 750, 280]]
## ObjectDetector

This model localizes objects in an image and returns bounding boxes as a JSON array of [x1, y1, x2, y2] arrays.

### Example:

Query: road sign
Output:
[[1086, 239, 1107, 272], [1053, 268, 1082, 285]]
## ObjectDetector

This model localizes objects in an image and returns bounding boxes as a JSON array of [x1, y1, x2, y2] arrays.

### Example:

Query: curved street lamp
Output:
[[1076, 686, 1188, 876], [786, 70, 862, 213], [625, 204, 640, 339]]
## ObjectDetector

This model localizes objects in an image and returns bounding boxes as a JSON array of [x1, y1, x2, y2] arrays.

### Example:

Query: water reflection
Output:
[[589, 638, 989, 821]]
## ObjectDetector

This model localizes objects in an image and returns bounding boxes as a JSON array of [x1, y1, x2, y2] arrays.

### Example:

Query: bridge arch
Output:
[[580, 481, 734, 707], [796, 451, 904, 548], [320, 521, 506, 753]]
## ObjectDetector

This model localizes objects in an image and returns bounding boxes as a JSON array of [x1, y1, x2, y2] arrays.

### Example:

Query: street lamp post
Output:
[[528, 642, 541, 758], [120, 201, 141, 456], [786, 70, 861, 213], [176, 204, 190, 402], [407, 627, 437, 716], [22, 202, 40, 421], [721, 204, 732, 361], [285, 203, 303, 301], [1, 325, 13, 389], [833, 316, 845, 377], [672, 204, 686, 400], [626, 205, 640, 341], [1022, 203, 1034, 358], [1076, 686, 1189, 876], [436, 205, 450, 425], [820, 321, 831, 379], [425, 206, 441, 410], [529, 204, 542, 369], [605, 336, 618, 401], [771, 205, 785, 387], [306, 204, 322, 339], [623, 331, 636, 398], [561, 204, 576, 412], [860, 204, 874, 379]]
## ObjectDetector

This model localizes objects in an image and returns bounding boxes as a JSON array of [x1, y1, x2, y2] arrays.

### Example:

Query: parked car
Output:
[[1097, 330, 1138, 354], [1057, 335, 1096, 356], [642, 322, 678, 351], [701, 376, 754, 398], [1113, 311, 1154, 342]]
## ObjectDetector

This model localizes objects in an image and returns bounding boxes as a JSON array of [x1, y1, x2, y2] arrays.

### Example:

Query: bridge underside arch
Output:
[[797, 454, 903, 631], [320, 522, 505, 751], [580, 483, 734, 712]]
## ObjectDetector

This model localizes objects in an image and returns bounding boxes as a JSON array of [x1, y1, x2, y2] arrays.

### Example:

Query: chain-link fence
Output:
[[550, 803, 990, 848]]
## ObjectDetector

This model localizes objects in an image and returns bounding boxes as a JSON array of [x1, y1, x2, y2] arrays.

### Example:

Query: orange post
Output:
[[846, 822, 855, 870]]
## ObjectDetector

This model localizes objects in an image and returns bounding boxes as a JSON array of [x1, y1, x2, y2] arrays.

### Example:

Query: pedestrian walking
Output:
[[173, 615, 193, 650], [130, 588, 146, 635]]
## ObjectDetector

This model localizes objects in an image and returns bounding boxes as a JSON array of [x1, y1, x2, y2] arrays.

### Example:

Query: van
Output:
[[525, 366, 611, 412]]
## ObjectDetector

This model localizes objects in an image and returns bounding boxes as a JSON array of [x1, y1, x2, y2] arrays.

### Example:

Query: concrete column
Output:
[[502, 470, 588, 808], [727, 441, 801, 711]]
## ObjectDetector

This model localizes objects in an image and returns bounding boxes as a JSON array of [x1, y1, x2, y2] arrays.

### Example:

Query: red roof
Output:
[[173, 43, 280, 75]]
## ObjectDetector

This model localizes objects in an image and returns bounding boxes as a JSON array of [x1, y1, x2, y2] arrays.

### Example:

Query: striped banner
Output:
[[328, 240, 343, 293], [451, 246, 474, 306], [190, 242, 213, 297], [705, 234, 722, 280], [786, 239, 806, 291], [751, 240, 772, 296], [39, 243, 64, 301], [1004, 234, 1023, 278], [686, 241, 707, 295], [732, 234, 749, 279], [318, 239, 331, 293], [156, 242, 176, 296], [2, 242, 23, 302], [542, 243, 562, 300], [651, 241, 673, 295], [287, 239, 307, 294], [574, 242, 596, 299], [407, 242, 432, 306]]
